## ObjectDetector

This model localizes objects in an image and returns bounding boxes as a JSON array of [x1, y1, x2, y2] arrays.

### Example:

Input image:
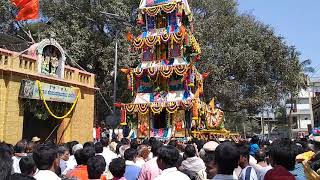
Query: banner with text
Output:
[[19, 79, 77, 103]]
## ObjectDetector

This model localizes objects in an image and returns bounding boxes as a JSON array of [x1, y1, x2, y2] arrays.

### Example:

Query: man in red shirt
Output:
[[67, 147, 95, 180]]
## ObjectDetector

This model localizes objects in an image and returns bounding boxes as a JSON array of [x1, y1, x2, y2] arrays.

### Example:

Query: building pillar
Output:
[[3, 76, 24, 144]]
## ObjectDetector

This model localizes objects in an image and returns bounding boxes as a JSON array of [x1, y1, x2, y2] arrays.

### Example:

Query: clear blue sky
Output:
[[237, 0, 320, 76]]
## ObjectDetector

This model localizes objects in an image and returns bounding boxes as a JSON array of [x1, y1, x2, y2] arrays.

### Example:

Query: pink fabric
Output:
[[138, 157, 161, 180], [158, 129, 164, 137], [146, 0, 154, 6]]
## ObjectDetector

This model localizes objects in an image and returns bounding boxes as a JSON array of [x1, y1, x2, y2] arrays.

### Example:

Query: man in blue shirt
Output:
[[249, 136, 260, 156], [124, 148, 141, 180]]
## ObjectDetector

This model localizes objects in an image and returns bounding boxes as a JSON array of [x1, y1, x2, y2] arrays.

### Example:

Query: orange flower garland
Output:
[[125, 104, 136, 113], [138, 104, 149, 114], [150, 103, 163, 114], [133, 26, 187, 49], [144, 2, 177, 16]]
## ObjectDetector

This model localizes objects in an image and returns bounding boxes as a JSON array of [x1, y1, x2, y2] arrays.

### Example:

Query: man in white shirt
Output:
[[33, 144, 61, 180], [179, 144, 206, 179], [213, 142, 239, 180], [12, 141, 28, 173], [154, 145, 190, 180], [62, 143, 83, 175], [238, 144, 258, 180], [253, 150, 272, 180], [100, 137, 118, 170]]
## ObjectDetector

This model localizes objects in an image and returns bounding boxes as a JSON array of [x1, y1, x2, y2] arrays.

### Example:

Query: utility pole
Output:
[[243, 121, 246, 139], [102, 12, 133, 126], [267, 107, 270, 139], [113, 30, 118, 123], [261, 116, 264, 140]]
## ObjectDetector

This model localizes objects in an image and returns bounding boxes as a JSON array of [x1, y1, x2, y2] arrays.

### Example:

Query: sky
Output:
[[237, 0, 320, 76]]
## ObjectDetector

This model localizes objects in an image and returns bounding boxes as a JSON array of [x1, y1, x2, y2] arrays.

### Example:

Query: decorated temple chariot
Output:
[[116, 0, 239, 140]]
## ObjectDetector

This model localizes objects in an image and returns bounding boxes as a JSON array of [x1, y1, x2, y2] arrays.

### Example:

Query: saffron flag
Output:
[[12, 0, 39, 21]]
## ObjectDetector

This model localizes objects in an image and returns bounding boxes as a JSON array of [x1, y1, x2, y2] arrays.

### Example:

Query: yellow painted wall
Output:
[[0, 72, 95, 144]]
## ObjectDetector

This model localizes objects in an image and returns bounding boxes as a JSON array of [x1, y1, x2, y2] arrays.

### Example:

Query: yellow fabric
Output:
[[296, 151, 315, 161]]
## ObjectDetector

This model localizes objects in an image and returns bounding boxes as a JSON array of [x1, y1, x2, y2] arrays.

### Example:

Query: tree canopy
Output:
[[0, 0, 307, 124]]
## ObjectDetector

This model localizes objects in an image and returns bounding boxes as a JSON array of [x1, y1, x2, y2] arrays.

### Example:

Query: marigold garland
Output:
[[166, 102, 178, 113], [174, 65, 188, 75], [160, 67, 174, 78], [134, 68, 144, 78], [131, 65, 188, 79], [147, 67, 158, 77], [143, 2, 189, 17], [162, 3, 177, 13], [161, 33, 170, 42], [150, 103, 163, 114], [172, 31, 184, 44], [138, 104, 149, 114], [133, 26, 187, 49], [133, 38, 144, 49], [145, 6, 161, 16], [190, 34, 201, 54], [125, 104, 136, 113], [145, 36, 160, 47], [36, 80, 80, 119]]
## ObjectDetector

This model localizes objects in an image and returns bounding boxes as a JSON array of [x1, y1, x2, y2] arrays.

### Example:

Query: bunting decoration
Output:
[[12, 0, 39, 21]]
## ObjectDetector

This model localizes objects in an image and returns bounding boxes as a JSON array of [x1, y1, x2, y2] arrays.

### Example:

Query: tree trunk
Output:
[[288, 93, 293, 139]]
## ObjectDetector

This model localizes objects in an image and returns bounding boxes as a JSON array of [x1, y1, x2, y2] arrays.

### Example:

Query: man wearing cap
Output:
[[31, 137, 41, 144]]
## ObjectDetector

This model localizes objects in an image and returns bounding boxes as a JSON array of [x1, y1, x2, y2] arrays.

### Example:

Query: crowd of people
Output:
[[0, 135, 318, 180]]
